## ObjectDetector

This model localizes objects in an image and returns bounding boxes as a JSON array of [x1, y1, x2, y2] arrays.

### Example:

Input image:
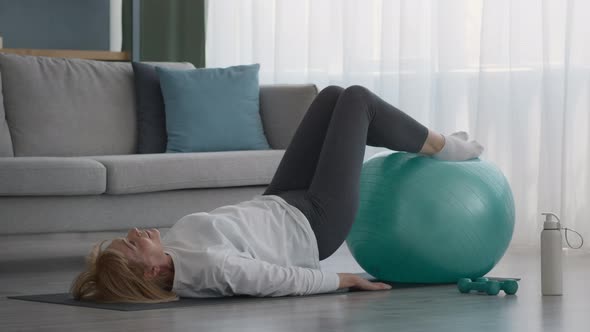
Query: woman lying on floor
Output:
[[71, 85, 484, 303]]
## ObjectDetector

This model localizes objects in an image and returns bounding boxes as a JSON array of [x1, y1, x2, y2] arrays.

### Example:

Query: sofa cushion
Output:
[[0, 53, 136, 157], [157, 64, 271, 152], [132, 61, 195, 154], [0, 70, 14, 157], [89, 150, 284, 195], [0, 157, 106, 196]]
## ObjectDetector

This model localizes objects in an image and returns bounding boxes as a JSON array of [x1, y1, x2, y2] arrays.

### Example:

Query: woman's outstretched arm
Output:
[[217, 254, 390, 297]]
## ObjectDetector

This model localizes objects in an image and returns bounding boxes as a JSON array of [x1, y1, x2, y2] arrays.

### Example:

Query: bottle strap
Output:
[[561, 227, 584, 249]]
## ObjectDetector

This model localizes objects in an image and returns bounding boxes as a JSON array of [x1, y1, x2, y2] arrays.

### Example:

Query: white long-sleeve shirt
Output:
[[162, 194, 341, 298]]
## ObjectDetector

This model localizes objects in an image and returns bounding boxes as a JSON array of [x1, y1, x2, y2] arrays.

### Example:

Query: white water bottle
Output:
[[541, 212, 563, 296]]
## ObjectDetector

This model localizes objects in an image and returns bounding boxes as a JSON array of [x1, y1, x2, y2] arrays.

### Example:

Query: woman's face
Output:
[[107, 228, 166, 267]]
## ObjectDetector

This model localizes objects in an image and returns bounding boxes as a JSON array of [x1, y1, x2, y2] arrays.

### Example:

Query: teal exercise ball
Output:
[[346, 152, 515, 283]]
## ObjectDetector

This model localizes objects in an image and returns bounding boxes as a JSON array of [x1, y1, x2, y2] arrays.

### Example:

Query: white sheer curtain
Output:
[[206, 0, 590, 250]]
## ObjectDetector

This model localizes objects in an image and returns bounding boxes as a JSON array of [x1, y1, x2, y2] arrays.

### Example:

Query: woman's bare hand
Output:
[[337, 273, 392, 291]]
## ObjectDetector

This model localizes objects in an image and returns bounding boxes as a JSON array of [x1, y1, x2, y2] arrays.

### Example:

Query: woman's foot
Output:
[[420, 130, 484, 161]]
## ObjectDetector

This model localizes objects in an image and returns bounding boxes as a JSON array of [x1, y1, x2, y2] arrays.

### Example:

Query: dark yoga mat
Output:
[[6, 273, 520, 311]]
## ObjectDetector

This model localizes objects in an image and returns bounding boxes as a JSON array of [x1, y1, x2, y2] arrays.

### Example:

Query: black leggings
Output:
[[263, 85, 429, 260]]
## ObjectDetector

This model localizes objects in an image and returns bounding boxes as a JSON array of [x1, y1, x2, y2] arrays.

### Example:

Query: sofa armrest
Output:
[[259, 84, 318, 149]]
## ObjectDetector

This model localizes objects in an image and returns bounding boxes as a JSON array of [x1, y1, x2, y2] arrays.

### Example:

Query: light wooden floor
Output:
[[1, 230, 589, 332]]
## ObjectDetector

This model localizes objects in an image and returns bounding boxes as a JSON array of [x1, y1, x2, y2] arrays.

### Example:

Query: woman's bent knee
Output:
[[338, 85, 374, 118], [319, 85, 345, 97], [343, 85, 371, 98]]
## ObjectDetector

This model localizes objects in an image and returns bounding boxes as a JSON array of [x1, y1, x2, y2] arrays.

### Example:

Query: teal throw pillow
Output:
[[156, 64, 270, 152]]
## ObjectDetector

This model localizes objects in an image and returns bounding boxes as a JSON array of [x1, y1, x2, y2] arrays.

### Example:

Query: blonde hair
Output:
[[70, 239, 179, 304]]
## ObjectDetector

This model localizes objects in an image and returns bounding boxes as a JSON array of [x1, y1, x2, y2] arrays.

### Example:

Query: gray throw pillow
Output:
[[131, 62, 169, 154]]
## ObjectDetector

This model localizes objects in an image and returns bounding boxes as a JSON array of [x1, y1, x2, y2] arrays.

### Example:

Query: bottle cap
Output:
[[542, 212, 561, 230], [544, 221, 561, 230]]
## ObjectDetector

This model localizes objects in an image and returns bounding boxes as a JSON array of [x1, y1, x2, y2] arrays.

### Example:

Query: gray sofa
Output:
[[0, 53, 318, 235]]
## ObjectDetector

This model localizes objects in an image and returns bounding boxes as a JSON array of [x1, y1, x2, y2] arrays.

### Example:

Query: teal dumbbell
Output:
[[457, 277, 519, 295]]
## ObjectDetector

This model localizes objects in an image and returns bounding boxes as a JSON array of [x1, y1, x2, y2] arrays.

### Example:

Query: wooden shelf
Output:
[[0, 48, 130, 61]]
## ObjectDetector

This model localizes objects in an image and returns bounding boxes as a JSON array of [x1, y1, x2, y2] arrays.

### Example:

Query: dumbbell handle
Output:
[[458, 278, 496, 294], [467, 281, 491, 292]]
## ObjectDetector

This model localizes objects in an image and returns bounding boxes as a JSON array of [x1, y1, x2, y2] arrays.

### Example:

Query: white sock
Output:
[[432, 131, 484, 161]]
